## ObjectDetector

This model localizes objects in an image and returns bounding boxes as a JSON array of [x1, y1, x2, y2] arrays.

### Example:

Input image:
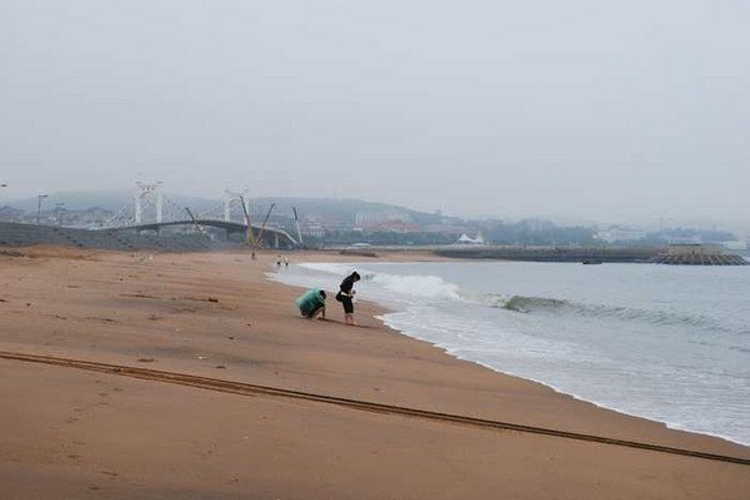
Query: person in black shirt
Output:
[[336, 271, 361, 326]]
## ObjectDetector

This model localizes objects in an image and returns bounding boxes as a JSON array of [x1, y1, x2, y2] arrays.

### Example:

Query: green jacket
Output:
[[295, 288, 325, 316]]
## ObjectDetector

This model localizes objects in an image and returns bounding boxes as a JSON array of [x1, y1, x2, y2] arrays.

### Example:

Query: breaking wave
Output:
[[299, 263, 741, 333], [299, 263, 461, 300], [369, 273, 461, 300], [480, 293, 734, 332]]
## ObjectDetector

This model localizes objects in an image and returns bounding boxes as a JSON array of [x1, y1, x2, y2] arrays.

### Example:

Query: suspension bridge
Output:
[[101, 184, 298, 249], [0, 184, 299, 251]]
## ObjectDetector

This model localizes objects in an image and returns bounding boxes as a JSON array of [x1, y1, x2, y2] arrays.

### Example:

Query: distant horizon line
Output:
[[2, 187, 750, 231]]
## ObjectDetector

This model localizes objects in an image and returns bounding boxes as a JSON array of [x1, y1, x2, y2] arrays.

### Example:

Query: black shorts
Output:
[[341, 296, 354, 314]]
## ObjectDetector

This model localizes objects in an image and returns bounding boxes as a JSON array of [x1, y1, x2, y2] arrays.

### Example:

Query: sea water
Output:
[[269, 260, 750, 446]]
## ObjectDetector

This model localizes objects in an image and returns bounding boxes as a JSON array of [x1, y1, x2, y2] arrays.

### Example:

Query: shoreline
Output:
[[1, 246, 748, 499], [377, 313, 750, 449], [280, 255, 750, 449], [443, 346, 748, 448]]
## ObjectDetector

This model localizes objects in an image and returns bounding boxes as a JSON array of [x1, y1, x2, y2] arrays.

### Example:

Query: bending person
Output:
[[295, 288, 327, 320], [337, 271, 361, 326]]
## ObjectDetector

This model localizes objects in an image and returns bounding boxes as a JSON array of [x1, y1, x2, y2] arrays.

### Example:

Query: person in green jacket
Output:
[[295, 288, 327, 320]]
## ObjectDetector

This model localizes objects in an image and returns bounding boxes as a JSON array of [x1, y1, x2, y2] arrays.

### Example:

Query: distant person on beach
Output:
[[276, 254, 282, 268], [336, 271, 361, 326], [284, 257, 289, 268], [295, 288, 326, 320]]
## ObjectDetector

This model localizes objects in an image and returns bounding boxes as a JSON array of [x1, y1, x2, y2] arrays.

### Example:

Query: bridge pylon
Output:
[[135, 182, 163, 224], [224, 190, 249, 224]]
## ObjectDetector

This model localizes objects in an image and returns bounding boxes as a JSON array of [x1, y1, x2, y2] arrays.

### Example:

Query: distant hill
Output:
[[2, 192, 443, 226], [5, 191, 132, 212], [245, 197, 443, 226], [4, 191, 223, 214]]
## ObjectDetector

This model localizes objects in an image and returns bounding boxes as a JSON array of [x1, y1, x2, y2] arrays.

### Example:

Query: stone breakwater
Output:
[[435, 245, 747, 266]]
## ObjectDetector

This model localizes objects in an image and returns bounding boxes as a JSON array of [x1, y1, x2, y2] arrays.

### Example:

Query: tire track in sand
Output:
[[1, 350, 748, 466]]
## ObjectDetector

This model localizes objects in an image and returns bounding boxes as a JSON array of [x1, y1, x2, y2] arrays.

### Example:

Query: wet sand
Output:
[[1, 246, 748, 499]]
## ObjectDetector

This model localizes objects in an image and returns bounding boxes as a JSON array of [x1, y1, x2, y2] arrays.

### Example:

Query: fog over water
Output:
[[1, 1, 748, 225]]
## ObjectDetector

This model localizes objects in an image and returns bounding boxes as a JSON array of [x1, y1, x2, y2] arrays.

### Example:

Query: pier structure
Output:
[[650, 244, 747, 265], [435, 244, 747, 265], [434, 246, 660, 263]]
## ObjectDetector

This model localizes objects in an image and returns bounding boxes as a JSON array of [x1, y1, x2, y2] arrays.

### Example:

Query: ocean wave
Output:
[[300, 262, 740, 334], [299, 262, 359, 276], [299, 263, 461, 300], [477, 294, 567, 313], [370, 273, 461, 300], [481, 292, 731, 331]]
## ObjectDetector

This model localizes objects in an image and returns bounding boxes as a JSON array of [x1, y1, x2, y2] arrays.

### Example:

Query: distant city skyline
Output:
[[1, 186, 748, 237]]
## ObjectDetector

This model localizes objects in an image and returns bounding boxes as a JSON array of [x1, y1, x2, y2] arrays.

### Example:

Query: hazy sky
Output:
[[1, 1, 748, 223]]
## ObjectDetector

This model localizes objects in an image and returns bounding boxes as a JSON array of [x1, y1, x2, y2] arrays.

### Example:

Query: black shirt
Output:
[[340, 274, 357, 295]]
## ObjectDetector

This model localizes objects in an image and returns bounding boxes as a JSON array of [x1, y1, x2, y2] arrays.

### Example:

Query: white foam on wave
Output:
[[299, 262, 462, 301], [299, 262, 358, 276], [370, 273, 461, 300]]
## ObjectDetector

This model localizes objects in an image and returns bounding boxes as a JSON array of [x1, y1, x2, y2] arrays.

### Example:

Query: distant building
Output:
[[0, 205, 114, 227], [370, 220, 421, 233], [300, 223, 326, 238], [0, 206, 25, 222], [355, 210, 413, 230], [722, 240, 748, 252], [596, 226, 647, 243], [423, 222, 470, 236], [456, 233, 485, 245], [300, 214, 343, 234], [666, 236, 702, 245], [57, 207, 115, 228]]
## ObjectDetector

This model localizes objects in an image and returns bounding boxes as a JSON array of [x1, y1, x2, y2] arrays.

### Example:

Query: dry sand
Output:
[[1, 246, 748, 499]]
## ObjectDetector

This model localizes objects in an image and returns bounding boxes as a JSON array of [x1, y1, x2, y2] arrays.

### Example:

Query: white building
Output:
[[456, 233, 485, 245], [596, 227, 647, 243]]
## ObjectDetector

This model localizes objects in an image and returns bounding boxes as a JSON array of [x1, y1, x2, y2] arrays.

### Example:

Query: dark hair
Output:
[[319, 290, 327, 299], [351, 272, 361, 281]]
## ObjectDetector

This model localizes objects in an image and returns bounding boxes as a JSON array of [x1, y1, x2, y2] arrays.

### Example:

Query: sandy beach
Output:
[[1, 246, 748, 499]]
